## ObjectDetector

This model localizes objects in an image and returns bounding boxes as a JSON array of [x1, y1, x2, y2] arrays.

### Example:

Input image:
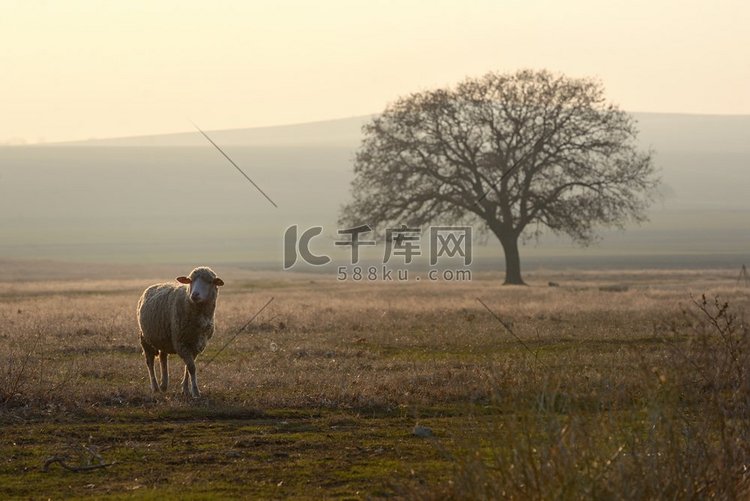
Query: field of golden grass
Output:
[[1, 264, 749, 498]]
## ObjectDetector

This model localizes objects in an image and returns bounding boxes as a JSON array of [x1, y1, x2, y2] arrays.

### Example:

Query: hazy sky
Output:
[[2, 0, 748, 143]]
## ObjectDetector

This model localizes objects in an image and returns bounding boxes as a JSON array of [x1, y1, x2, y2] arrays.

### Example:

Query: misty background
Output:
[[1, 112, 748, 270]]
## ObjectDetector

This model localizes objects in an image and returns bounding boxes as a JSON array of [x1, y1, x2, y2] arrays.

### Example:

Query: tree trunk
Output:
[[498, 234, 526, 285]]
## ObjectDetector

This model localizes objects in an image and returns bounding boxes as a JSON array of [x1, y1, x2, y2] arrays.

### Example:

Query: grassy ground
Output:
[[1, 265, 749, 499]]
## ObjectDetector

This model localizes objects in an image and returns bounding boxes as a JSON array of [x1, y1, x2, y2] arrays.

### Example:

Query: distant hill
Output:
[[56, 112, 750, 154], [2, 112, 749, 266], [633, 113, 750, 153], [61, 115, 375, 148]]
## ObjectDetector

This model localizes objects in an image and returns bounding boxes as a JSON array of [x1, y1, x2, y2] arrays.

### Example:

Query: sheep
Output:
[[136, 266, 224, 398]]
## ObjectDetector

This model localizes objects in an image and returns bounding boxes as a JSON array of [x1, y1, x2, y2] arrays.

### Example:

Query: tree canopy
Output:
[[341, 69, 659, 284]]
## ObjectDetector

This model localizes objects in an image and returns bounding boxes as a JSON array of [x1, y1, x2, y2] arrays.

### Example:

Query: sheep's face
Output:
[[177, 267, 224, 305]]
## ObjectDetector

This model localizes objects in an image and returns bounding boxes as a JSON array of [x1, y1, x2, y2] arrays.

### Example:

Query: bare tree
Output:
[[340, 69, 658, 284]]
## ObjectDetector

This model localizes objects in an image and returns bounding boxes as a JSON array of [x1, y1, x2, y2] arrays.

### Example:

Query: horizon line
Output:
[[2, 110, 749, 147]]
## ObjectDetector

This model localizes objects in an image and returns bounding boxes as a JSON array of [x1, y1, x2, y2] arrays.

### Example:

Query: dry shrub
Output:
[[428, 294, 750, 500], [0, 328, 81, 409], [0, 331, 43, 404]]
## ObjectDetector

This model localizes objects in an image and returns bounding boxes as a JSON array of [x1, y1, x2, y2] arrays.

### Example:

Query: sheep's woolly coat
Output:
[[137, 281, 216, 358]]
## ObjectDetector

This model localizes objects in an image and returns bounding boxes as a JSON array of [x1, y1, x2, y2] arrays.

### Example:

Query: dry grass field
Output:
[[1, 263, 750, 498]]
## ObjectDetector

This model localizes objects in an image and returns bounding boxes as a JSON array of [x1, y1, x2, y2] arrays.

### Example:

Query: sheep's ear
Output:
[[214, 278, 225, 287], [176, 276, 191, 284]]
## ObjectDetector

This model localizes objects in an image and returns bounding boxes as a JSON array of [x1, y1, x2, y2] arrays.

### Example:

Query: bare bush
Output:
[[430, 295, 750, 500], [0, 331, 43, 404]]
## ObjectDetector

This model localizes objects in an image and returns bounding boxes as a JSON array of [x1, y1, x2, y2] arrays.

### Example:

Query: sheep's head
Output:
[[177, 267, 224, 304]]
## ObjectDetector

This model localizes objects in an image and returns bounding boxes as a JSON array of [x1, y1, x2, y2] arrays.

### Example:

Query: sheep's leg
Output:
[[159, 352, 169, 392], [182, 365, 190, 396], [180, 361, 199, 398], [181, 366, 190, 396], [141, 341, 159, 392], [178, 349, 200, 398]]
